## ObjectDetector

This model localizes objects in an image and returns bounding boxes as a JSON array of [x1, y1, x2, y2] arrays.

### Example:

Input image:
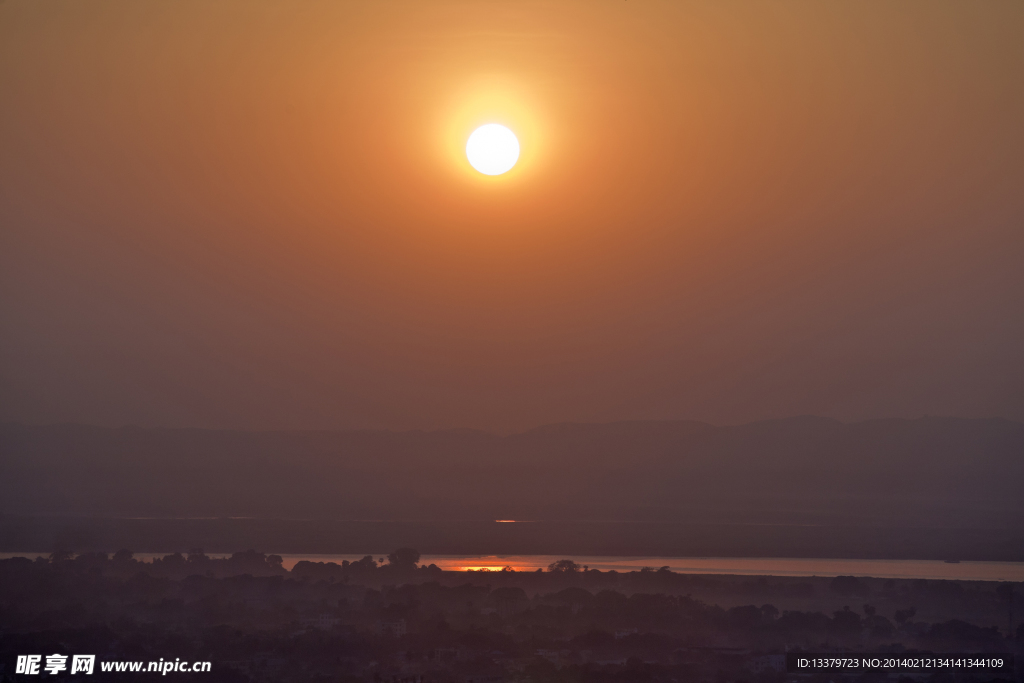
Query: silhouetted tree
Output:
[[547, 559, 582, 573], [49, 549, 73, 563], [387, 548, 421, 568], [112, 549, 134, 563], [894, 607, 916, 625]]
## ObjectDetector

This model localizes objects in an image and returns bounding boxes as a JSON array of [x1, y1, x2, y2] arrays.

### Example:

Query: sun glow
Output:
[[434, 77, 549, 189], [466, 124, 520, 175], [458, 565, 519, 572]]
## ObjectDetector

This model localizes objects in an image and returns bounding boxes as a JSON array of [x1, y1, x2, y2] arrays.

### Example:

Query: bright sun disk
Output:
[[466, 124, 519, 175]]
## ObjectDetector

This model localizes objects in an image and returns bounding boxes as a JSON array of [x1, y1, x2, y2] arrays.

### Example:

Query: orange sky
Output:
[[1, 0, 1022, 431]]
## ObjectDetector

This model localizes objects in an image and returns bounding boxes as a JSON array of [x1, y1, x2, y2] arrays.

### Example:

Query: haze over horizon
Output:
[[4, 413, 1023, 437], [2, 0, 1023, 433], [5, 415, 1024, 559]]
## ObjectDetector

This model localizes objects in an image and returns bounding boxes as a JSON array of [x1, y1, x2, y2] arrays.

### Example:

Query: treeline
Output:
[[8, 550, 1011, 606], [25, 549, 288, 579], [1, 551, 1021, 683], [0, 553, 1017, 653], [12, 547, 450, 581]]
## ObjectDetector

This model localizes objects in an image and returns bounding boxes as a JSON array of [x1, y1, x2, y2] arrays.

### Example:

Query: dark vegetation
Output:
[[1, 551, 1021, 683]]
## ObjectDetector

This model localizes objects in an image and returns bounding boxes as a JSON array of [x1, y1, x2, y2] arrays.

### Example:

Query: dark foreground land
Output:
[[1, 551, 1021, 683]]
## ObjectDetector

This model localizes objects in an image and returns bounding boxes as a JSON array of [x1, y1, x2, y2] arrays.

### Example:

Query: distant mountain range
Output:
[[2, 417, 1023, 528]]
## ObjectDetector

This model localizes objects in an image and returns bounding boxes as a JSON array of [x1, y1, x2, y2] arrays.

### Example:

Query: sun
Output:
[[466, 124, 520, 175]]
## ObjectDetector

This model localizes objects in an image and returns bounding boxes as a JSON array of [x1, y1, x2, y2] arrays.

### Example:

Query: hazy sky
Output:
[[1, 0, 1022, 432]]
